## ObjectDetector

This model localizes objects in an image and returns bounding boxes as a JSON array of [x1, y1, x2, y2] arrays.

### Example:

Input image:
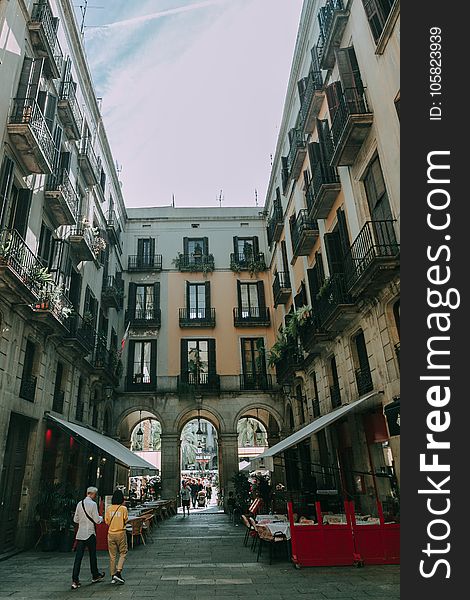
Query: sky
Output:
[[78, 0, 304, 208]]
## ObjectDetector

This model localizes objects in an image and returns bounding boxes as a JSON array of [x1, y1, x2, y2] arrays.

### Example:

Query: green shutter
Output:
[[208, 339, 216, 375], [204, 281, 211, 311], [180, 339, 189, 378]]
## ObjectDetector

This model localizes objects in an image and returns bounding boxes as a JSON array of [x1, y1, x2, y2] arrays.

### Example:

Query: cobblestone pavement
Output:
[[0, 511, 399, 600]]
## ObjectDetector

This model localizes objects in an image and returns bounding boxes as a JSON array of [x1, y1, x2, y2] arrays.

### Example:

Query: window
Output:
[[328, 355, 341, 408], [353, 330, 373, 394], [52, 362, 65, 413], [75, 378, 84, 421], [187, 282, 209, 319], [364, 156, 393, 221], [20, 340, 37, 402], [84, 286, 98, 329], [180, 339, 216, 385], [361, 0, 395, 43], [232, 236, 259, 260], [323, 208, 350, 276], [137, 238, 155, 267], [5, 184, 32, 238], [312, 371, 321, 417], [38, 222, 53, 266], [241, 338, 266, 378], [127, 340, 157, 389], [136, 285, 155, 318], [295, 384, 306, 424], [0, 155, 14, 227], [183, 237, 209, 262], [238, 282, 260, 317]]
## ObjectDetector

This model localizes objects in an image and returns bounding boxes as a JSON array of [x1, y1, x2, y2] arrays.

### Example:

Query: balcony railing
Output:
[[273, 271, 292, 306], [330, 383, 341, 408], [106, 209, 121, 246], [175, 253, 215, 272], [68, 227, 95, 262], [8, 98, 56, 173], [355, 367, 373, 396], [127, 254, 162, 271], [33, 282, 73, 327], [178, 372, 220, 393], [125, 307, 161, 327], [233, 306, 270, 327], [330, 87, 373, 166], [101, 275, 124, 310], [179, 307, 216, 328], [275, 349, 304, 384], [286, 128, 307, 181], [299, 313, 330, 354], [78, 138, 100, 186], [315, 274, 355, 330], [93, 337, 119, 380], [29, 2, 63, 78], [45, 169, 79, 226], [290, 209, 319, 257], [64, 314, 95, 354], [127, 370, 156, 392], [52, 390, 65, 413], [298, 67, 324, 133], [58, 81, 83, 139], [0, 229, 45, 299], [317, 0, 349, 69], [230, 252, 266, 271], [19, 375, 37, 402], [240, 373, 273, 391], [306, 159, 341, 220], [267, 198, 284, 245], [343, 220, 399, 294]]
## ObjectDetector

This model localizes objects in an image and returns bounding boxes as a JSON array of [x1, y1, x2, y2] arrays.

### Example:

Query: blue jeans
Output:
[[72, 534, 99, 582]]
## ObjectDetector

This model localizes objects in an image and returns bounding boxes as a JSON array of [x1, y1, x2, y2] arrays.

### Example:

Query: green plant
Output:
[[230, 259, 241, 274], [36, 481, 79, 532], [83, 311, 94, 325], [248, 259, 267, 277], [231, 472, 251, 514], [0, 236, 12, 258], [267, 330, 288, 367]]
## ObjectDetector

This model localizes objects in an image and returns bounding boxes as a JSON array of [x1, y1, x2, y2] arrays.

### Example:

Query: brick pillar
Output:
[[218, 432, 239, 497]]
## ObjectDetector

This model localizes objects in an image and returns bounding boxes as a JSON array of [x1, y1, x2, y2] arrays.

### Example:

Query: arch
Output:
[[232, 402, 283, 434], [116, 407, 165, 444], [175, 406, 224, 436]]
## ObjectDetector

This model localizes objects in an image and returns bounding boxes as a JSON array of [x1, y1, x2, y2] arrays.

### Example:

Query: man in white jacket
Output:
[[71, 487, 105, 590]]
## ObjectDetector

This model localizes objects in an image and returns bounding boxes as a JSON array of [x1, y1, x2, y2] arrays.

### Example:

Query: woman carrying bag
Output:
[[104, 490, 128, 585]]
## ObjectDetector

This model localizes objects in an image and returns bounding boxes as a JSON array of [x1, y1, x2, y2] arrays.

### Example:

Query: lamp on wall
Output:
[[136, 410, 144, 442], [196, 408, 203, 437]]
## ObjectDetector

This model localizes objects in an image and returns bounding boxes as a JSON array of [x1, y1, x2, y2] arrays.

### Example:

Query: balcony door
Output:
[[187, 281, 210, 319], [181, 339, 216, 385], [241, 338, 266, 384], [238, 281, 265, 319], [364, 156, 397, 249], [128, 340, 156, 387], [183, 237, 209, 265], [5, 185, 32, 239], [136, 284, 155, 320], [137, 238, 155, 268]]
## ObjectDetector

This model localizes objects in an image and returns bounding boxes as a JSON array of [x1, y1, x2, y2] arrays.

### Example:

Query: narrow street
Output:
[[0, 512, 399, 600]]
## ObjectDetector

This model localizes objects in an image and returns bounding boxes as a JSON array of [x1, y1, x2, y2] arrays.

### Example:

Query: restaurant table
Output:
[[255, 514, 288, 523], [263, 522, 291, 540]]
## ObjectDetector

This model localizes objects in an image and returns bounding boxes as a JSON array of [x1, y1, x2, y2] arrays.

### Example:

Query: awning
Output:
[[46, 414, 157, 475], [252, 391, 381, 464]]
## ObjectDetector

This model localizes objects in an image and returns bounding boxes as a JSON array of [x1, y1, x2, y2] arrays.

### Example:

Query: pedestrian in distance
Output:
[[71, 486, 105, 590], [105, 489, 128, 585], [180, 481, 192, 516], [190, 480, 198, 509]]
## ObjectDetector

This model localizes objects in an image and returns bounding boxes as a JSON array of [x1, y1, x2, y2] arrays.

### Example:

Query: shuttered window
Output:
[[364, 156, 393, 221], [361, 0, 395, 42]]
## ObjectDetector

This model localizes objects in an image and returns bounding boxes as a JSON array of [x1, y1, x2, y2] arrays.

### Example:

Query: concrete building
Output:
[[0, 0, 400, 554]]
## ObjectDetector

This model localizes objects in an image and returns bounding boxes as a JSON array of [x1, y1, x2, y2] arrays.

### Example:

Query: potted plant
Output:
[[35, 482, 78, 552], [231, 472, 251, 515]]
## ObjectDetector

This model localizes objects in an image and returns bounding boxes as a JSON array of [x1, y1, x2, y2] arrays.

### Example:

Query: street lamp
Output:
[[136, 410, 144, 445]]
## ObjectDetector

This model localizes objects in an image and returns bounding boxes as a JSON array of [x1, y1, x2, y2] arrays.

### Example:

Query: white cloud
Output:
[[90, 0, 303, 208]]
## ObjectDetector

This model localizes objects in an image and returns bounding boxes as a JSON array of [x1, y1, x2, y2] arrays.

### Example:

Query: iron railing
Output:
[[176, 253, 215, 271], [305, 159, 339, 213], [79, 138, 100, 180], [298, 67, 323, 131], [19, 375, 37, 402], [330, 383, 341, 408], [355, 367, 373, 395], [267, 197, 284, 245], [59, 80, 83, 133], [273, 271, 291, 303], [286, 127, 307, 175], [178, 372, 220, 392], [52, 389, 65, 413], [233, 306, 270, 326], [290, 209, 319, 255], [125, 307, 161, 326], [30, 2, 63, 75], [315, 274, 353, 328], [343, 220, 399, 289], [317, 0, 345, 62], [0, 229, 45, 297], [102, 274, 124, 301], [45, 169, 79, 219], [64, 314, 95, 353], [127, 254, 162, 271], [68, 226, 95, 248], [230, 252, 266, 270], [179, 307, 216, 327], [330, 86, 371, 148], [9, 98, 56, 169], [240, 373, 273, 391], [34, 282, 73, 326]]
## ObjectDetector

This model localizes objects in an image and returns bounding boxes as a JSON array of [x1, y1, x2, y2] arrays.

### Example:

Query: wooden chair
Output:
[[126, 518, 146, 549], [249, 516, 259, 551], [256, 525, 288, 564], [241, 514, 256, 547]]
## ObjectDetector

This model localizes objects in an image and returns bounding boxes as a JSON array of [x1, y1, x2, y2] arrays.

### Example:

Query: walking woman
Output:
[[105, 489, 128, 585]]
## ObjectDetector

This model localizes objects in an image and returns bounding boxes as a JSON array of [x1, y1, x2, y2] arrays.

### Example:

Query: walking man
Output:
[[71, 486, 105, 590], [180, 481, 191, 516], [190, 480, 198, 509]]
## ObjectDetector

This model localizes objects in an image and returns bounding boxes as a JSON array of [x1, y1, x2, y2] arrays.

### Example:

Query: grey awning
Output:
[[253, 391, 381, 463], [46, 413, 157, 475]]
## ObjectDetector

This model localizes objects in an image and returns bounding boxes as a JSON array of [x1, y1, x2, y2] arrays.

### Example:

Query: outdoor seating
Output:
[[241, 514, 257, 547], [126, 517, 146, 549], [256, 525, 288, 564]]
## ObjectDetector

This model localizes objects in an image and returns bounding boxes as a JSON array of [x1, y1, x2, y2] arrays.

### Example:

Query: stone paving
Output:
[[0, 509, 399, 600]]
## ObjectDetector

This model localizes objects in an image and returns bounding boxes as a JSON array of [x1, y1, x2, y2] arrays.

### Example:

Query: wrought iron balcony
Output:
[[175, 253, 215, 272], [330, 383, 341, 408], [355, 367, 373, 396], [273, 271, 292, 306], [58, 81, 83, 139], [125, 307, 162, 328], [78, 138, 101, 186], [106, 209, 121, 247], [126, 370, 157, 392], [286, 128, 307, 181], [240, 373, 273, 391], [68, 227, 95, 262], [298, 67, 324, 134], [7, 98, 56, 174], [64, 314, 95, 355], [230, 252, 266, 271], [101, 275, 124, 310], [45, 169, 79, 226], [267, 198, 284, 245], [0, 229, 45, 302], [343, 220, 399, 296], [275, 349, 304, 384], [315, 274, 356, 331], [127, 254, 162, 271], [32, 282, 73, 329], [179, 307, 216, 328], [52, 390, 65, 413], [329, 86, 373, 166], [20, 375, 37, 402], [28, 2, 63, 78], [305, 157, 341, 220], [178, 372, 220, 393], [290, 210, 319, 257], [317, 0, 349, 70], [233, 306, 270, 327], [93, 337, 120, 384], [299, 313, 330, 354]]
